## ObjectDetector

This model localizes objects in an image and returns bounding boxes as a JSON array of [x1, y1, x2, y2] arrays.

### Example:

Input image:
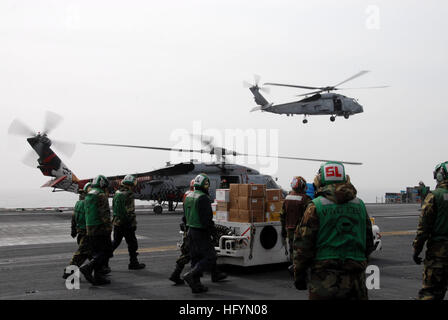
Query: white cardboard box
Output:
[[216, 211, 229, 222], [215, 189, 230, 202]]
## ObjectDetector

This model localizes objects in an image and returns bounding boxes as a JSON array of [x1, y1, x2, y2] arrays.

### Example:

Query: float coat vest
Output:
[[184, 190, 206, 229], [74, 200, 86, 230], [283, 192, 309, 229], [84, 187, 105, 227], [431, 187, 448, 241], [313, 196, 367, 261], [113, 190, 131, 223]]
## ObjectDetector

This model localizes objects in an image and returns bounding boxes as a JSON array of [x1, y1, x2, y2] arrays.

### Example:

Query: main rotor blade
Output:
[[336, 85, 389, 90], [82, 142, 207, 154], [52, 139, 76, 157], [332, 70, 370, 88], [43, 111, 64, 135], [8, 119, 35, 137], [83, 142, 362, 165], [264, 83, 322, 90], [296, 90, 325, 97], [237, 152, 362, 165]]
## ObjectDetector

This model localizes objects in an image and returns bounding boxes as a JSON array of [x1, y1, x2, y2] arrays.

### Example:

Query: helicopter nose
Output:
[[356, 103, 364, 113]]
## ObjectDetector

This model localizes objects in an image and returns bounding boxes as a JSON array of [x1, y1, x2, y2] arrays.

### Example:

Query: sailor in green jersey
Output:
[[63, 182, 92, 279], [294, 162, 374, 300], [79, 175, 113, 286], [182, 173, 227, 294], [413, 161, 448, 300], [111, 174, 145, 270]]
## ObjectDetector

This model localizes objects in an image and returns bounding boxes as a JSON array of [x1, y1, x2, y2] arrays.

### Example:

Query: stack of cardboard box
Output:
[[215, 189, 230, 221], [228, 184, 266, 223]]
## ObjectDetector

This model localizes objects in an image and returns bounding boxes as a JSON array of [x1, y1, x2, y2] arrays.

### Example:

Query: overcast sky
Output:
[[1, 0, 447, 207]]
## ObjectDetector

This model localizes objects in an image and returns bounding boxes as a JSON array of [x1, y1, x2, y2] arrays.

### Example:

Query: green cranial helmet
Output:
[[434, 162, 448, 182], [193, 173, 210, 189], [83, 182, 92, 193], [91, 175, 109, 189], [319, 161, 346, 186], [121, 174, 137, 187]]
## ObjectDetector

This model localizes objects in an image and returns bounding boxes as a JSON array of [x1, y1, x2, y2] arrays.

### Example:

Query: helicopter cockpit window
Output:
[[220, 176, 239, 188], [265, 176, 278, 189]]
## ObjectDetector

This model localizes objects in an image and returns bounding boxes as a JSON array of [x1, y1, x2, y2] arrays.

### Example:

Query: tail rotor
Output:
[[243, 74, 270, 94], [7, 111, 77, 166]]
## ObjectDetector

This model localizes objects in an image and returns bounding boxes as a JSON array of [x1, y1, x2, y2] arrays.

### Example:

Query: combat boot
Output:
[[79, 263, 95, 284], [129, 258, 146, 270], [93, 271, 111, 285], [169, 264, 185, 285], [211, 264, 227, 282], [183, 267, 208, 294], [98, 261, 111, 275]]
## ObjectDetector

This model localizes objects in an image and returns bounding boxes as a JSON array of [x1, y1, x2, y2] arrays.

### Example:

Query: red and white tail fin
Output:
[[27, 134, 80, 193]]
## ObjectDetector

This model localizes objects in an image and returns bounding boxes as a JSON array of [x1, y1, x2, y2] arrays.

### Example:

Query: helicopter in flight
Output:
[[8, 112, 363, 214], [246, 71, 388, 124]]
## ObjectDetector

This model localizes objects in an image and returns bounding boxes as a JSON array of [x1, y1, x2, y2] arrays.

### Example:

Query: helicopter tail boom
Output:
[[249, 85, 273, 112], [27, 135, 80, 193]]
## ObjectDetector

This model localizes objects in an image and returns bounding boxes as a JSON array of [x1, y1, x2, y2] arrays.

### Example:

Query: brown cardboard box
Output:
[[229, 184, 239, 199], [266, 189, 282, 202], [217, 202, 231, 212], [229, 209, 239, 222], [266, 201, 283, 213], [238, 184, 266, 198], [238, 209, 265, 223], [230, 197, 239, 209], [238, 197, 265, 211]]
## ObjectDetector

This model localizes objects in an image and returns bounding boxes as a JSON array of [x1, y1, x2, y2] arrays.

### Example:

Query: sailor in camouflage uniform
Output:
[[413, 161, 448, 300], [182, 173, 227, 293], [63, 182, 92, 279], [281, 176, 311, 265], [80, 175, 113, 285], [111, 174, 145, 270], [169, 179, 195, 285], [294, 162, 374, 300]]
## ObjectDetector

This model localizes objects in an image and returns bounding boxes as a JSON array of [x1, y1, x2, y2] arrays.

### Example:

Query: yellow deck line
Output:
[[380, 230, 416, 236], [114, 230, 417, 255], [115, 245, 178, 255]]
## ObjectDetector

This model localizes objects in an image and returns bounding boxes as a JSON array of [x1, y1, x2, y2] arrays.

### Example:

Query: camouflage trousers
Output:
[[308, 268, 368, 300], [418, 259, 448, 300], [69, 231, 92, 267], [176, 232, 191, 268], [287, 229, 295, 263]]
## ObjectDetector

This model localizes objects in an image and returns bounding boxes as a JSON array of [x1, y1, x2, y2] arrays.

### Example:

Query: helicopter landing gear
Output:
[[330, 116, 336, 122], [302, 115, 308, 124], [344, 113, 350, 119]]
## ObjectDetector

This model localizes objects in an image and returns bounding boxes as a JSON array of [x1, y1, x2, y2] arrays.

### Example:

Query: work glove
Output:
[[179, 223, 186, 232], [71, 230, 77, 238], [294, 273, 308, 290], [413, 251, 423, 265]]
